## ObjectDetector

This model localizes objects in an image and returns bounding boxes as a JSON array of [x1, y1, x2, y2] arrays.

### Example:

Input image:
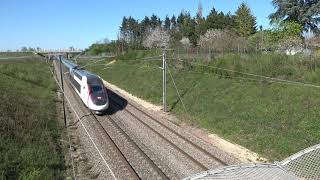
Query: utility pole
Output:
[[59, 55, 67, 126], [162, 50, 167, 112]]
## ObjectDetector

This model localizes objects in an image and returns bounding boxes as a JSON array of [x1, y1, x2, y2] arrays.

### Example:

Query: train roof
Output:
[[61, 58, 102, 84], [86, 74, 103, 85], [61, 58, 79, 69], [77, 69, 98, 78]]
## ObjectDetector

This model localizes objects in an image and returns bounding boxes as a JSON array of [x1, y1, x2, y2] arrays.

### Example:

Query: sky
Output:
[[0, 0, 275, 51]]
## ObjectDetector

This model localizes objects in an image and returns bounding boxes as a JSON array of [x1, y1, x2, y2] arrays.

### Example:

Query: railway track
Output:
[[54, 62, 141, 179], [108, 92, 230, 171], [64, 80, 170, 179], [53, 60, 237, 179], [92, 112, 171, 179]]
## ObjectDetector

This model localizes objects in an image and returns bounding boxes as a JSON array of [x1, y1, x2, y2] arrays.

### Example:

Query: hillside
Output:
[[0, 57, 66, 179], [79, 51, 320, 161]]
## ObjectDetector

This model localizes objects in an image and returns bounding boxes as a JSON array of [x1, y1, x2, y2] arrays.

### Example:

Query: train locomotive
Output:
[[60, 58, 109, 114]]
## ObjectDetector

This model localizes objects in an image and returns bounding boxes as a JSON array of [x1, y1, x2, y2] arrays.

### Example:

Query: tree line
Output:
[[87, 0, 320, 55], [118, 2, 256, 48]]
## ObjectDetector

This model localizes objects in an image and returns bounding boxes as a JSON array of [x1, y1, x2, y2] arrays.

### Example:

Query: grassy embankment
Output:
[[0, 57, 66, 179], [79, 51, 320, 161], [0, 52, 34, 58]]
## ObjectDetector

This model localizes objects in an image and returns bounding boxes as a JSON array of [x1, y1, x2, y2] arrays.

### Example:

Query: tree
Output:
[[96, 38, 110, 44], [181, 16, 197, 46], [250, 21, 303, 51], [206, 7, 234, 30], [28, 47, 35, 52], [150, 14, 160, 29], [164, 15, 171, 31], [278, 36, 303, 55], [269, 0, 320, 33], [206, 7, 219, 29], [21, 47, 28, 52], [199, 29, 237, 53], [141, 16, 151, 37], [177, 11, 186, 26], [279, 21, 303, 38], [195, 1, 207, 37], [171, 15, 177, 29], [175, 10, 198, 46], [120, 16, 129, 43], [120, 16, 141, 49], [143, 26, 170, 48], [195, 17, 207, 37], [180, 37, 191, 48], [234, 3, 257, 37]]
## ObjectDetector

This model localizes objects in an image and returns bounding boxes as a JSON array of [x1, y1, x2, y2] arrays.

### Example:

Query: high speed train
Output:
[[60, 58, 109, 114]]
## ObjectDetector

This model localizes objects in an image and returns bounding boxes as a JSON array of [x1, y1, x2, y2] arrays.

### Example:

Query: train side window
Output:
[[74, 71, 82, 80]]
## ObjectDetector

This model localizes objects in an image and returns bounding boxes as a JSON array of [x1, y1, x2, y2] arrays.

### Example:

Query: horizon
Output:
[[0, 0, 274, 51]]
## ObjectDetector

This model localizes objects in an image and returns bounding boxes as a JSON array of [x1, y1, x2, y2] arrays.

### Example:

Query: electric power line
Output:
[[166, 63, 191, 120], [171, 58, 320, 89]]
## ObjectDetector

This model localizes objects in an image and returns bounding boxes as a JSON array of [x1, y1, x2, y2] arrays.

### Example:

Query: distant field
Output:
[[0, 52, 33, 57], [0, 57, 65, 179], [79, 51, 320, 161]]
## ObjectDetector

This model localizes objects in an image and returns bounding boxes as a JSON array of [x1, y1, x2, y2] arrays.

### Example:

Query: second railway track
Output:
[[108, 91, 236, 173], [68, 87, 173, 179], [92, 111, 173, 179], [120, 98, 230, 166], [54, 60, 239, 179]]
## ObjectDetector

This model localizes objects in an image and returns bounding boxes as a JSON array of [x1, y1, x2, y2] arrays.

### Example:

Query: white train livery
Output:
[[60, 58, 109, 113]]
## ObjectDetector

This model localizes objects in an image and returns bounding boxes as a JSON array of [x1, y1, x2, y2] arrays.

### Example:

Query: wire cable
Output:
[[166, 63, 191, 120], [79, 58, 107, 69], [77, 55, 162, 69], [50, 62, 77, 180], [53, 61, 118, 180], [173, 58, 320, 89]]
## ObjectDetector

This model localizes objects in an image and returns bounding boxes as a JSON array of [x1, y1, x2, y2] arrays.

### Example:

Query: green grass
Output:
[[79, 51, 320, 161], [0, 58, 65, 179], [0, 52, 33, 57]]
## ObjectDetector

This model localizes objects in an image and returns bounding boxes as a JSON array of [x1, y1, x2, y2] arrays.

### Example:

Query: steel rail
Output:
[[109, 98, 210, 171], [53, 60, 137, 180], [96, 112, 170, 180], [109, 95, 228, 166]]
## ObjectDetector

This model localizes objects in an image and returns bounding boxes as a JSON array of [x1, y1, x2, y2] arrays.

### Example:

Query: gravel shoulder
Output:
[[53, 59, 267, 180], [103, 80, 268, 164], [54, 61, 139, 179]]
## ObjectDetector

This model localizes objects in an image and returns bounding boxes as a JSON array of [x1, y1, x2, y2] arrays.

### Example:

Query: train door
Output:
[[81, 77, 89, 107]]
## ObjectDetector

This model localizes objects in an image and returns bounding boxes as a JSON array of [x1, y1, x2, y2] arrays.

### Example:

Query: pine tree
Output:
[[164, 15, 171, 31], [234, 3, 257, 37], [171, 15, 177, 29], [150, 14, 159, 29], [206, 7, 231, 30], [206, 7, 219, 29], [269, 0, 320, 33]]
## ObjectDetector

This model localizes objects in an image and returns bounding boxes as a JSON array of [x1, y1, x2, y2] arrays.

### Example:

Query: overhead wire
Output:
[[52, 60, 118, 180], [50, 61, 77, 180], [171, 58, 320, 89], [166, 62, 191, 120], [76, 55, 162, 70]]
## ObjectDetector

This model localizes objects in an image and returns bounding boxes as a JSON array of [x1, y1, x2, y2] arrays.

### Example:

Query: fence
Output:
[[183, 143, 320, 180]]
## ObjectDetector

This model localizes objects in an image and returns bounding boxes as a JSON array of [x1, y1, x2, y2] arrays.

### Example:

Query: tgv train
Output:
[[60, 58, 109, 113]]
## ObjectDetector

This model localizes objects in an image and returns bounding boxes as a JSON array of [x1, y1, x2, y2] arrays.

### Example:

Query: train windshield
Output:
[[89, 85, 108, 105], [92, 85, 103, 92]]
